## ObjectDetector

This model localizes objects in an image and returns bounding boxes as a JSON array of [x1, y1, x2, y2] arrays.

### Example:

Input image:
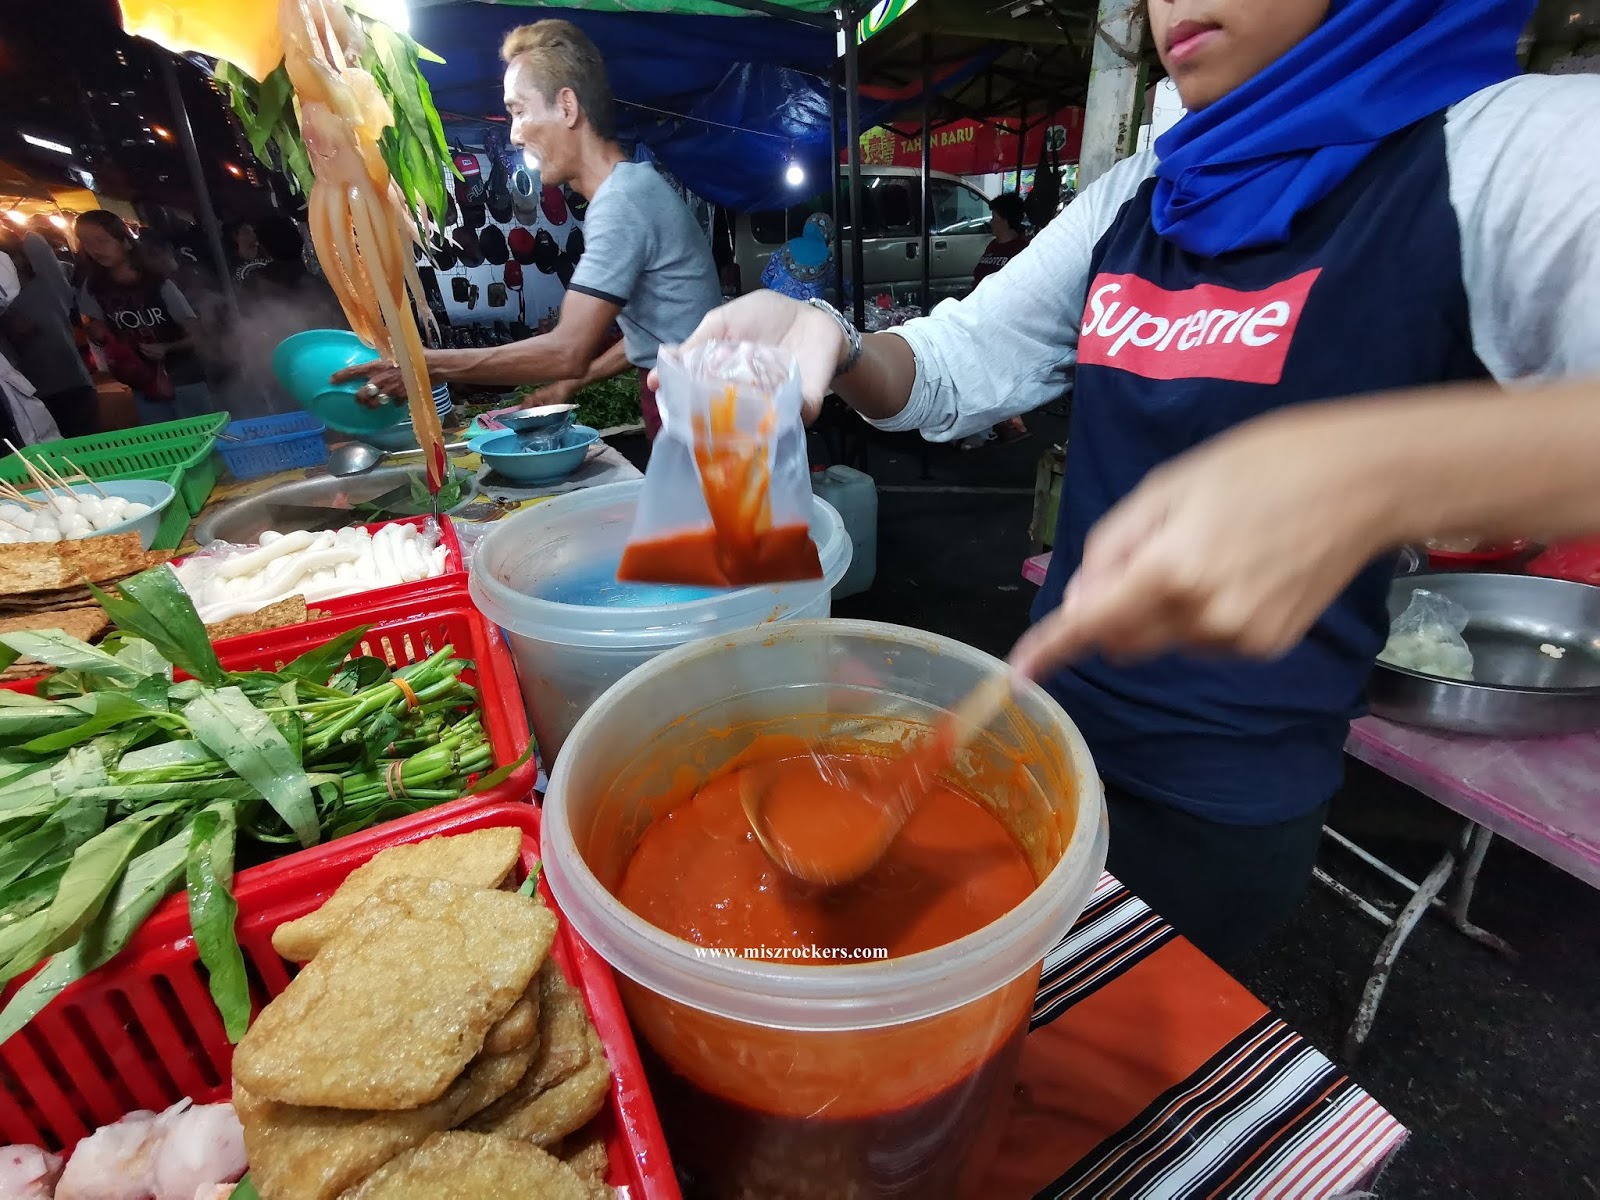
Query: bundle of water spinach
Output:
[[0, 565, 509, 1043]]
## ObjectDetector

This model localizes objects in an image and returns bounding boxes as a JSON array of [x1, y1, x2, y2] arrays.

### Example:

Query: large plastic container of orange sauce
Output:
[[542, 619, 1108, 1199]]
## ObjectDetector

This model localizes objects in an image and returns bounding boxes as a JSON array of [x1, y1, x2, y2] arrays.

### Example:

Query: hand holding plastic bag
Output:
[[1379, 588, 1475, 681], [619, 341, 822, 587]]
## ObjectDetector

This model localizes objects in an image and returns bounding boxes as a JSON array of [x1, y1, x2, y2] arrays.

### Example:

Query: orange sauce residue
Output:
[[618, 384, 823, 587], [617, 752, 1036, 962]]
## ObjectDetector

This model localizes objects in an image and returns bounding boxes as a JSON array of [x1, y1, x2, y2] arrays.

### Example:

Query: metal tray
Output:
[[1370, 572, 1600, 736], [194, 466, 480, 545]]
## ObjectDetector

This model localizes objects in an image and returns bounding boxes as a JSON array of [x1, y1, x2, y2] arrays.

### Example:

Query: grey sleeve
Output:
[[159, 279, 198, 323], [22, 234, 71, 311], [78, 287, 103, 321], [871, 150, 1156, 441], [568, 178, 647, 308], [1447, 75, 1600, 382]]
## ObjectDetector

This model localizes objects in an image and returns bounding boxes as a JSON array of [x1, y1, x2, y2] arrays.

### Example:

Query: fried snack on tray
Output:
[[205, 595, 330, 642], [562, 1128, 612, 1187], [271, 828, 524, 962], [341, 1131, 598, 1200], [467, 963, 612, 1146], [0, 533, 170, 595], [235, 1039, 539, 1200], [234, 878, 554, 1109], [482, 989, 540, 1056]]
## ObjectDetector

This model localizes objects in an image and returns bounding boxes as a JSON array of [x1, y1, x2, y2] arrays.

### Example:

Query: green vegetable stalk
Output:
[[0, 565, 512, 1043]]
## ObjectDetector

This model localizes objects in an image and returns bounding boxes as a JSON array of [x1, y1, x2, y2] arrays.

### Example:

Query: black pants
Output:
[[41, 384, 99, 440], [1103, 781, 1328, 965]]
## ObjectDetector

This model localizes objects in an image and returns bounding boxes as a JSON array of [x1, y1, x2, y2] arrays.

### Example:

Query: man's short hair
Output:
[[501, 20, 618, 141], [989, 192, 1026, 229]]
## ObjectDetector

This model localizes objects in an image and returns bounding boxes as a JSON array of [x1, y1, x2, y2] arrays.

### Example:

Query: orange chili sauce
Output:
[[617, 752, 1036, 961], [617, 384, 822, 587], [614, 750, 1041, 1197]]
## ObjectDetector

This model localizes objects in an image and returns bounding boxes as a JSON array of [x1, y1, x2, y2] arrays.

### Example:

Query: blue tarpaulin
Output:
[[414, 4, 838, 211], [414, 3, 998, 211]]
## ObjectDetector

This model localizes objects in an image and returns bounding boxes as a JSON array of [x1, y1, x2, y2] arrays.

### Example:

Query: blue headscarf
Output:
[[1152, 0, 1536, 257]]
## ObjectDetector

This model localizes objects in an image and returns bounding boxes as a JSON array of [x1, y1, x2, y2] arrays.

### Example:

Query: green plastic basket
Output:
[[7, 414, 226, 516]]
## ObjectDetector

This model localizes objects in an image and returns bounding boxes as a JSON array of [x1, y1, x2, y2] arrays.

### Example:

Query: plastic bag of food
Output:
[[1378, 588, 1475, 681], [619, 341, 822, 587]]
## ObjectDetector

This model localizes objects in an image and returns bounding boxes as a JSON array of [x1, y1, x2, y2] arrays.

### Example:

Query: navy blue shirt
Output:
[[879, 76, 1600, 826]]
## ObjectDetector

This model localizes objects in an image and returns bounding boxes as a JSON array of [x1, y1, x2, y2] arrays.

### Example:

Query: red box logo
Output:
[[1078, 269, 1321, 385]]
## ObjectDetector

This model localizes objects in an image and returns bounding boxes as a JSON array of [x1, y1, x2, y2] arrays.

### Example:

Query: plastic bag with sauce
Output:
[[618, 341, 822, 587]]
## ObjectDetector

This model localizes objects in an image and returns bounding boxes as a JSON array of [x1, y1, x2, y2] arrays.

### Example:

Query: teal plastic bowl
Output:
[[271, 329, 403, 435], [18, 480, 176, 550], [479, 426, 599, 484]]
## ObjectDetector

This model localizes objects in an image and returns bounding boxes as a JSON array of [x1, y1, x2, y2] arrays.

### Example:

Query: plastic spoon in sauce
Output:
[[740, 672, 1014, 886]]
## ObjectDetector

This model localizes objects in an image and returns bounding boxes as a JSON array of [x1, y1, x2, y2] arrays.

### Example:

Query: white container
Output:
[[542, 619, 1108, 1198], [468, 479, 850, 761], [811, 465, 877, 599]]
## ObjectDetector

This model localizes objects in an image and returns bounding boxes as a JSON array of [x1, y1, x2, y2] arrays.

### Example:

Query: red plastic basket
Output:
[[0, 804, 679, 1197], [176, 515, 469, 625], [207, 593, 535, 811]]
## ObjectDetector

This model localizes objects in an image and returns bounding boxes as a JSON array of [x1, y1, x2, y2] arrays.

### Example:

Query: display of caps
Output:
[[532, 228, 561, 274], [564, 186, 588, 221], [429, 234, 457, 270], [565, 227, 585, 262], [503, 259, 523, 288], [508, 226, 537, 265], [453, 227, 485, 267], [555, 253, 575, 288], [480, 224, 510, 265], [540, 184, 568, 226], [511, 167, 541, 224], [486, 155, 514, 224]]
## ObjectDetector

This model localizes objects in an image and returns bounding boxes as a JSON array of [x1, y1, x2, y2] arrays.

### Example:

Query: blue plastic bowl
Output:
[[478, 426, 599, 484], [271, 329, 404, 436], [18, 480, 176, 551]]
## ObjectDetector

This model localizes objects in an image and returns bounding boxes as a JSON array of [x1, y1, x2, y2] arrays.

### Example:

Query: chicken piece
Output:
[[0, 1146, 62, 1199], [149, 1102, 247, 1200], [56, 1110, 164, 1200]]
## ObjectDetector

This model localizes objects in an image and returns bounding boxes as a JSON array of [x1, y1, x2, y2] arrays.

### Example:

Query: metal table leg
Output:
[[1449, 824, 1518, 958], [1316, 820, 1517, 1059], [1342, 831, 1465, 1060]]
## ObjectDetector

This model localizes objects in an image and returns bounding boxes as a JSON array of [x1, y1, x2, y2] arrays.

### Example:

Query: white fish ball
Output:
[[123, 502, 152, 519]]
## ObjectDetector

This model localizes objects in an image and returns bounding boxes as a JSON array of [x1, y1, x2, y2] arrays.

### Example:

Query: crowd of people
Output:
[[0, 209, 344, 444]]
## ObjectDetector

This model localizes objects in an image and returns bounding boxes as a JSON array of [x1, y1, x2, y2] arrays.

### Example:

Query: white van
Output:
[[729, 166, 995, 307]]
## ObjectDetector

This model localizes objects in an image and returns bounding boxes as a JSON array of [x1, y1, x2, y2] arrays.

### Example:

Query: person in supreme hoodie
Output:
[[669, 0, 1600, 960]]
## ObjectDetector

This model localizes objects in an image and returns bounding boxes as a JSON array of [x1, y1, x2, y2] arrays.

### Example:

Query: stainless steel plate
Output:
[[195, 467, 481, 545], [1370, 572, 1600, 736]]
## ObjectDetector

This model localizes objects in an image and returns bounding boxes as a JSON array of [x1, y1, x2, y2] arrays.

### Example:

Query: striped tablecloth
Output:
[[983, 875, 1408, 1199]]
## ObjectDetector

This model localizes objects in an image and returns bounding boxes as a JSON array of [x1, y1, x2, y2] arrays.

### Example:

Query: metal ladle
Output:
[[740, 672, 1014, 886], [327, 440, 470, 477]]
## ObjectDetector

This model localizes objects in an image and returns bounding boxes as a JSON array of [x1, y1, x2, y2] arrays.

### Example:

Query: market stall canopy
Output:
[[855, 0, 1102, 130], [414, 2, 847, 211]]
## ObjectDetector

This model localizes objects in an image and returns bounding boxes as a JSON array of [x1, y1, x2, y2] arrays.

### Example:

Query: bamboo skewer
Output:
[[0, 480, 44, 508], [3, 440, 63, 512], [61, 458, 108, 499]]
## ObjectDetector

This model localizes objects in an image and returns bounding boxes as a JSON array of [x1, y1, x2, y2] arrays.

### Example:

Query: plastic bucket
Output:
[[469, 480, 850, 762], [542, 619, 1108, 1198]]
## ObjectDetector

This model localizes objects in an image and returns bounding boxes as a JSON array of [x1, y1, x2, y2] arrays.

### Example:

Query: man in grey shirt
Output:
[[338, 19, 720, 439]]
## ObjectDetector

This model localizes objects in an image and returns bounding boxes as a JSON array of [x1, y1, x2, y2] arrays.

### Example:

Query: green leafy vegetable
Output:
[[0, 827, 191, 1044], [0, 631, 142, 684], [281, 625, 372, 686], [188, 804, 250, 1042], [89, 568, 225, 686], [185, 687, 318, 850]]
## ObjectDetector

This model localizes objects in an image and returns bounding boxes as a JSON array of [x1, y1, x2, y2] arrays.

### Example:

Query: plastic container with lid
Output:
[[811, 465, 877, 599], [469, 480, 850, 762], [542, 619, 1107, 1199]]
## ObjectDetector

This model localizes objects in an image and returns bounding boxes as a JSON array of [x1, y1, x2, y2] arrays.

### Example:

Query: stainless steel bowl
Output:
[[1370, 572, 1600, 736], [195, 466, 480, 545]]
